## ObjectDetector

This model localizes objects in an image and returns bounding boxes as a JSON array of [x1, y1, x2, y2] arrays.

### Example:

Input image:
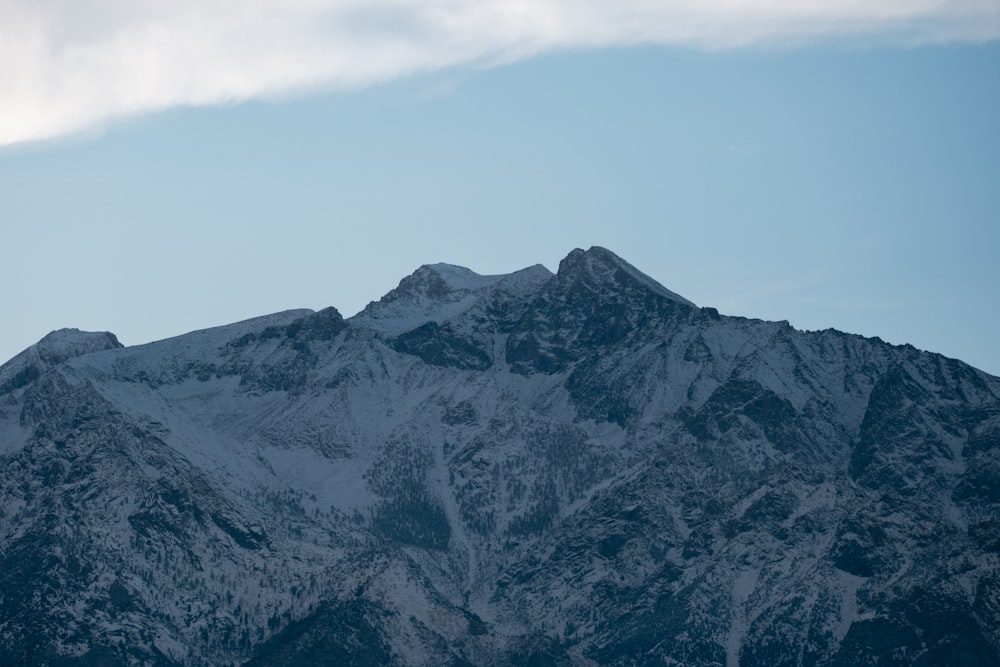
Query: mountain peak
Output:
[[0, 328, 122, 394], [33, 328, 123, 365], [380, 263, 504, 305], [557, 246, 695, 307], [353, 261, 552, 337]]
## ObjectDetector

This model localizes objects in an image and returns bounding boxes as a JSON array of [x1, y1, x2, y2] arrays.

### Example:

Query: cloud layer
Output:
[[2, 0, 998, 146]]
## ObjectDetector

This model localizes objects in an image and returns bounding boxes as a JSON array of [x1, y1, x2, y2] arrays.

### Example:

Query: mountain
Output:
[[1, 247, 998, 666]]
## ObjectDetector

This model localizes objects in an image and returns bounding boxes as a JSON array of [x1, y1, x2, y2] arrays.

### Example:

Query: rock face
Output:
[[1, 247, 998, 666]]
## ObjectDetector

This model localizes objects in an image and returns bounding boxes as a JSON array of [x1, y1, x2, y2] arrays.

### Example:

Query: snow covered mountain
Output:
[[1, 246, 998, 666]]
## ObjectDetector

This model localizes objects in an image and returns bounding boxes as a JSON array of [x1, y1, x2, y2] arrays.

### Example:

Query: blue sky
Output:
[[1, 2, 998, 375]]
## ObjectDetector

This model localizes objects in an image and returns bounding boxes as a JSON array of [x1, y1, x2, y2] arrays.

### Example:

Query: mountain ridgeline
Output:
[[1, 247, 998, 666]]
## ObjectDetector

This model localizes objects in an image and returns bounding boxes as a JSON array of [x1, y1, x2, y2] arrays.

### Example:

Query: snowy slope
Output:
[[1, 247, 998, 666]]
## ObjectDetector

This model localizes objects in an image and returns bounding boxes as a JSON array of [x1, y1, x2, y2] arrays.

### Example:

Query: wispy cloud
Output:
[[2, 0, 997, 146]]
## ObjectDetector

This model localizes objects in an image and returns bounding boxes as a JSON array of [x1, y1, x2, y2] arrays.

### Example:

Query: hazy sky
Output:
[[1, 1, 998, 375]]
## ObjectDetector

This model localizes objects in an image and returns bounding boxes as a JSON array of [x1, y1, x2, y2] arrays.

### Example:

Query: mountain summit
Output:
[[556, 246, 695, 307], [1, 248, 998, 666], [0, 328, 121, 395]]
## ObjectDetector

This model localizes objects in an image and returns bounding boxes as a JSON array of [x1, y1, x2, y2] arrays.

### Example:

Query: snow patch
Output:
[[726, 567, 760, 667]]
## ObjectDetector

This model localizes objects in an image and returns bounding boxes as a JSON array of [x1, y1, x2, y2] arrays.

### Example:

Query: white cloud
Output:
[[2, 0, 997, 146]]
